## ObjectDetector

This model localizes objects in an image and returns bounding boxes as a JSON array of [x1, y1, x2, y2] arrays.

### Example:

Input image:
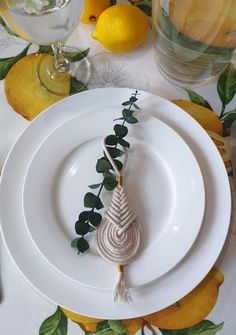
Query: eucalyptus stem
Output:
[[72, 90, 140, 254]]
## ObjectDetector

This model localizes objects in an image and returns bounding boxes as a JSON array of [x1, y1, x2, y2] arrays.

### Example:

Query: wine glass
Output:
[[0, 0, 90, 95]]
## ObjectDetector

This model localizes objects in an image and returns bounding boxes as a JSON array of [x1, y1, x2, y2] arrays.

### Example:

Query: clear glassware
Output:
[[0, 0, 90, 95], [152, 0, 236, 88]]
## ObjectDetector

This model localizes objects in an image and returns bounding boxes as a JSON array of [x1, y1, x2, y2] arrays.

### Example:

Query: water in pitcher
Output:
[[152, 0, 236, 87], [1, 0, 83, 45]]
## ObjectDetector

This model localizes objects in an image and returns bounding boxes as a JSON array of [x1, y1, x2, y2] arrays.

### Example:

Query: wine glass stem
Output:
[[51, 41, 70, 73]]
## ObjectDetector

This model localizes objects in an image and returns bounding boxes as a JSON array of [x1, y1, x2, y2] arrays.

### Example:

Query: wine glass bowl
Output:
[[0, 0, 90, 95]]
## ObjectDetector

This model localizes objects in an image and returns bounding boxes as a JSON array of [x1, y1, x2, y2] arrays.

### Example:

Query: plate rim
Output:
[[0, 87, 231, 319]]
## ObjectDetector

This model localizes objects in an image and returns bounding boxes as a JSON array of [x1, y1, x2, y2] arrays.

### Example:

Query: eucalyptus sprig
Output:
[[71, 90, 140, 254]]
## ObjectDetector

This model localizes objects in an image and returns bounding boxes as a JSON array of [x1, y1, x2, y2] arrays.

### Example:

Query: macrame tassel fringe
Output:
[[113, 265, 132, 303]]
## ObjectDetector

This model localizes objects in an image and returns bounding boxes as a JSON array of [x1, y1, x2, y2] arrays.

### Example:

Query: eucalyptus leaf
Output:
[[70, 77, 87, 94], [103, 176, 118, 191], [160, 320, 224, 335], [112, 159, 123, 171], [217, 63, 236, 106], [135, 2, 152, 16], [129, 96, 138, 102], [75, 221, 90, 235], [77, 237, 89, 253], [118, 138, 130, 148], [185, 89, 213, 110], [78, 211, 90, 222], [133, 103, 140, 110], [122, 101, 133, 106], [125, 116, 138, 124], [0, 44, 30, 80], [114, 124, 128, 138], [71, 238, 79, 248], [88, 211, 102, 227], [105, 134, 118, 145], [39, 307, 68, 335], [96, 158, 111, 173], [84, 192, 104, 209], [89, 183, 102, 189], [107, 147, 124, 158], [122, 109, 134, 118]]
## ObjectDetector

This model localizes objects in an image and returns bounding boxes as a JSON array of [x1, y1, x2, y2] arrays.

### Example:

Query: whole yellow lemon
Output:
[[92, 3, 149, 52]]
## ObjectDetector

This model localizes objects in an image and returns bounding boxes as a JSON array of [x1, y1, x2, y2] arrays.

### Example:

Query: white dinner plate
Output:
[[0, 88, 231, 319], [22, 113, 205, 289]]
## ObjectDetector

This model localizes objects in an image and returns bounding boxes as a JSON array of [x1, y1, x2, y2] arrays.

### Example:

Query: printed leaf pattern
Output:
[[217, 63, 236, 106], [39, 307, 68, 335], [160, 320, 224, 335]]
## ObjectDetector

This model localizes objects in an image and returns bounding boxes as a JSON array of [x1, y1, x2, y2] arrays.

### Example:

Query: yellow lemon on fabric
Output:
[[207, 130, 231, 171], [92, 3, 149, 52], [144, 267, 224, 329], [61, 307, 102, 325], [81, 0, 111, 24], [5, 53, 69, 120], [172, 99, 223, 135]]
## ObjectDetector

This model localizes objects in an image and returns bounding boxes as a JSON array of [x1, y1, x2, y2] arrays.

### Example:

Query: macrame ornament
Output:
[[96, 137, 143, 302]]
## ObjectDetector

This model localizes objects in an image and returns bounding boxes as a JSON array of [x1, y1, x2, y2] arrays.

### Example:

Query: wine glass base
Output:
[[37, 48, 91, 96], [87, 53, 150, 91]]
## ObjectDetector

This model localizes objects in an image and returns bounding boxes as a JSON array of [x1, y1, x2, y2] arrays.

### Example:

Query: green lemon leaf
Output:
[[77, 237, 89, 253], [103, 176, 118, 191], [222, 108, 236, 136], [160, 320, 224, 335], [39, 307, 68, 335], [70, 77, 87, 94], [185, 89, 213, 110], [0, 16, 17, 36], [0, 44, 30, 80], [114, 124, 128, 138], [96, 321, 110, 332], [96, 158, 111, 173], [69, 48, 90, 62], [217, 63, 236, 106], [84, 192, 104, 209], [108, 320, 128, 335], [75, 221, 90, 235]]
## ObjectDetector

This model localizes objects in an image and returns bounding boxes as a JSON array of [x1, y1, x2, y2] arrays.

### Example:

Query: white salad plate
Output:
[[0, 88, 231, 319], [22, 112, 205, 289]]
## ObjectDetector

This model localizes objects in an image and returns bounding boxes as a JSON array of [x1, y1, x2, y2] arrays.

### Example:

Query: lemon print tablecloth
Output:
[[1, 1, 236, 335]]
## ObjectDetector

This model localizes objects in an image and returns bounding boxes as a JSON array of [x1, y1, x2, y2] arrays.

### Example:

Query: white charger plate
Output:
[[22, 113, 205, 289], [0, 88, 231, 319]]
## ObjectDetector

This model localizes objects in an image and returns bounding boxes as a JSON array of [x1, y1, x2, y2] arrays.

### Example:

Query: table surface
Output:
[[1, 5, 236, 335]]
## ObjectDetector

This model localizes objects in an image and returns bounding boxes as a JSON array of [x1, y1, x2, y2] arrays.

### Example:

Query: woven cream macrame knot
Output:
[[96, 137, 143, 302]]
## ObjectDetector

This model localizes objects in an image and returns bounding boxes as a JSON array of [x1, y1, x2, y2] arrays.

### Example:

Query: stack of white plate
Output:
[[0, 88, 231, 319]]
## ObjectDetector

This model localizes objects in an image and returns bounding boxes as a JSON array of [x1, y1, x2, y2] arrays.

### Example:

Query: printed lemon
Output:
[[144, 267, 224, 329], [61, 307, 102, 327], [81, 0, 111, 24], [172, 99, 223, 135], [92, 3, 149, 52], [5, 53, 69, 120], [207, 130, 231, 172]]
